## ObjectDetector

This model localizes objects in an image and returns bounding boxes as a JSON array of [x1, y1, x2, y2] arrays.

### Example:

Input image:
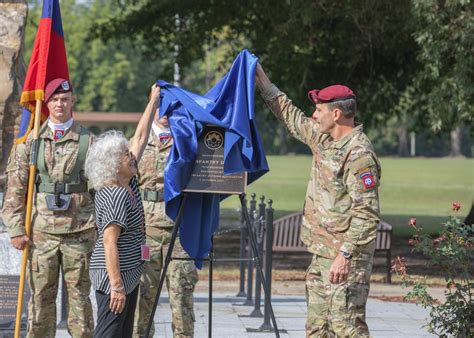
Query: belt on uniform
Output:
[[140, 189, 164, 202], [36, 182, 88, 194]]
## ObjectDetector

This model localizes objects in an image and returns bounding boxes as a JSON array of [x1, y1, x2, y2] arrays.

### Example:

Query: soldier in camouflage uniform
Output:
[[2, 79, 96, 338], [133, 115, 198, 338], [255, 65, 381, 337]]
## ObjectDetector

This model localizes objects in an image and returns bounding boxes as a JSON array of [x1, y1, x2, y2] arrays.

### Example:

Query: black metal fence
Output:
[[237, 193, 275, 331]]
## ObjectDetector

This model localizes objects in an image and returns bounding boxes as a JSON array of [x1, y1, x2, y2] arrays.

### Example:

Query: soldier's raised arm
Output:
[[255, 63, 319, 146]]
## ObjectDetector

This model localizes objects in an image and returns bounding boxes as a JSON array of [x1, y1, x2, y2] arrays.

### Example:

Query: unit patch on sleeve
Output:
[[358, 167, 376, 190]]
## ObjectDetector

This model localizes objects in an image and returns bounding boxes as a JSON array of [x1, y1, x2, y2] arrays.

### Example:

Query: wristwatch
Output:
[[340, 250, 352, 260]]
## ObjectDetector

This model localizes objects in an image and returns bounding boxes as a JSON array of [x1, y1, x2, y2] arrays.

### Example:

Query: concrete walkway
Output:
[[54, 292, 435, 338], [1, 232, 437, 337]]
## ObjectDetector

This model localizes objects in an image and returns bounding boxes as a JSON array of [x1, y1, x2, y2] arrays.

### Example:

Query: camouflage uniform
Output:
[[260, 84, 381, 337], [133, 133, 198, 338], [2, 121, 96, 338]]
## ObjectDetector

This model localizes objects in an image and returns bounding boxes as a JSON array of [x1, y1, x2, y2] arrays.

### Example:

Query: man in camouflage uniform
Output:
[[133, 114, 198, 338], [255, 64, 381, 337], [2, 79, 95, 338]]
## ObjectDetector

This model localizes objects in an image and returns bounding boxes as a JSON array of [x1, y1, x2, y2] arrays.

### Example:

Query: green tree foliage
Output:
[[25, 0, 170, 112], [92, 0, 473, 133], [24, 0, 472, 154], [91, 0, 425, 154], [410, 0, 474, 132], [92, 0, 418, 127]]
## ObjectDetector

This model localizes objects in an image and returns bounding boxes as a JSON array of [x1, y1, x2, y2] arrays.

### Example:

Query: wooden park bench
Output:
[[272, 212, 393, 283]]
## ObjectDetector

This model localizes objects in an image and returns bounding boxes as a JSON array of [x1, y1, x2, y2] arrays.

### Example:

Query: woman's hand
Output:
[[129, 83, 161, 162], [149, 84, 161, 109], [109, 289, 126, 314]]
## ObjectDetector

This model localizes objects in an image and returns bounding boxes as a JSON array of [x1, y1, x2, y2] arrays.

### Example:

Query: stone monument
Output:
[[0, 0, 27, 178], [0, 1, 28, 335]]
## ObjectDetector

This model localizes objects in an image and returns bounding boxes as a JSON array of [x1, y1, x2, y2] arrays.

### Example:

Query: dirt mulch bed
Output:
[[210, 229, 452, 286]]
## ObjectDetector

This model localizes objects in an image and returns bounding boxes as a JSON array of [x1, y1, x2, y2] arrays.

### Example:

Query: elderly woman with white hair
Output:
[[85, 84, 161, 338]]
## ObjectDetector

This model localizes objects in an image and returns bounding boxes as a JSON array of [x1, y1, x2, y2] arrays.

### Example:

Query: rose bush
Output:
[[392, 204, 473, 337]]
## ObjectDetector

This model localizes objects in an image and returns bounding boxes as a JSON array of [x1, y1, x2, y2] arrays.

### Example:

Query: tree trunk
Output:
[[464, 203, 474, 225], [450, 125, 463, 157], [277, 125, 289, 155], [397, 125, 409, 157], [0, 0, 27, 239]]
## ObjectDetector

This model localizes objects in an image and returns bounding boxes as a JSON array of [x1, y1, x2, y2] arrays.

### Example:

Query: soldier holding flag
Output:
[[3, 79, 96, 337], [2, 0, 96, 336]]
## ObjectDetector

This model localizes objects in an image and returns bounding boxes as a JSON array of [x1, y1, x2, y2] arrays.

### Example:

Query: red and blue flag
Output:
[[17, 0, 69, 143]]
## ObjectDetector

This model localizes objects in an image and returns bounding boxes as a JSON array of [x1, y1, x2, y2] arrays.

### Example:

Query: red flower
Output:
[[391, 256, 407, 277], [433, 234, 446, 246], [452, 203, 461, 212], [408, 218, 417, 228]]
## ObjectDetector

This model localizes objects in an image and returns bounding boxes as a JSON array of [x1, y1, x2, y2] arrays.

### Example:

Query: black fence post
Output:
[[237, 196, 247, 297], [244, 193, 257, 306], [250, 196, 266, 317], [260, 199, 274, 331]]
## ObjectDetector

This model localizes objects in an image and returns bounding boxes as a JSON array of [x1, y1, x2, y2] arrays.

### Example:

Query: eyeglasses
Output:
[[123, 150, 133, 160]]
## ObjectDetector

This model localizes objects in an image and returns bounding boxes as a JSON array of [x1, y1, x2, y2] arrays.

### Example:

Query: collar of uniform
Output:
[[39, 121, 52, 139], [39, 120, 81, 142], [331, 124, 363, 149]]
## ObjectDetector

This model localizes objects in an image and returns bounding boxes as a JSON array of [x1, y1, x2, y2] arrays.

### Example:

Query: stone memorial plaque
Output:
[[183, 125, 246, 194], [0, 275, 28, 331]]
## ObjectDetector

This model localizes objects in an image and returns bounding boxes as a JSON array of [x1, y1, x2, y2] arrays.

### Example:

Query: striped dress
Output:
[[90, 176, 145, 294]]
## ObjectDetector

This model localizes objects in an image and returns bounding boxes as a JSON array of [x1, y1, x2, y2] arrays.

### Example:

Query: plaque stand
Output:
[[144, 193, 280, 338]]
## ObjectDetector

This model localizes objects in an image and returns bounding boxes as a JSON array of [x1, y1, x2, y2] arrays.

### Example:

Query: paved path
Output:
[[53, 292, 435, 338], [0, 232, 437, 337]]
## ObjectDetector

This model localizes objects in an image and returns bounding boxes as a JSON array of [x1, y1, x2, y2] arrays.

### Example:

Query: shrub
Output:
[[392, 204, 473, 337]]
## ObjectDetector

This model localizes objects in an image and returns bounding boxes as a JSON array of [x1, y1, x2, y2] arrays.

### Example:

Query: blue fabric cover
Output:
[[157, 49, 269, 267]]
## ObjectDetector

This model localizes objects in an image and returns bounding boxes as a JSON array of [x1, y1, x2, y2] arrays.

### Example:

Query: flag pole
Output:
[[14, 99, 43, 338]]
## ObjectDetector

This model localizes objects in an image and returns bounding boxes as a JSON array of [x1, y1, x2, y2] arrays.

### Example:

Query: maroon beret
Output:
[[45, 78, 72, 102], [307, 84, 355, 104]]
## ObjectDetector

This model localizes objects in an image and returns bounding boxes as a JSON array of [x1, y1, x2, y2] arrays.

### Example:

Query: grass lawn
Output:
[[220, 156, 474, 237]]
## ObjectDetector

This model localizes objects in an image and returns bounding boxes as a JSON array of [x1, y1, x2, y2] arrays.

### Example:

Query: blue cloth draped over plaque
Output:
[[156, 49, 269, 267]]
